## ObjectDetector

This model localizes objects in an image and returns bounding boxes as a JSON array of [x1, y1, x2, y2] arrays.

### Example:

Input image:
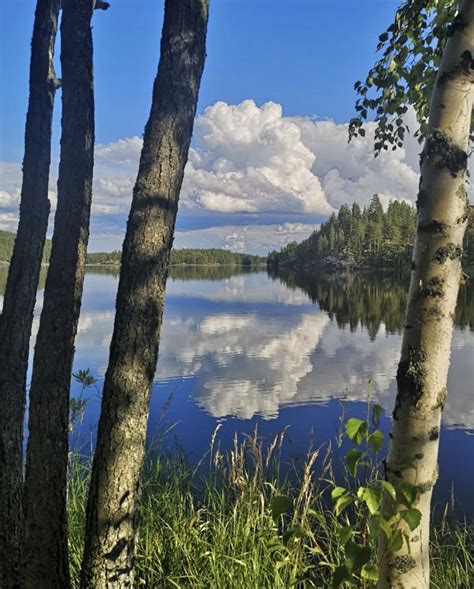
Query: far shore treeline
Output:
[[0, 230, 265, 268], [1, 197, 472, 271]]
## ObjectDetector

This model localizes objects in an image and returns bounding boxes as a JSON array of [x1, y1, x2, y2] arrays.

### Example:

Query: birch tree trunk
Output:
[[0, 2, 60, 585], [378, 1, 474, 587], [22, 0, 94, 586], [80, 1, 209, 586]]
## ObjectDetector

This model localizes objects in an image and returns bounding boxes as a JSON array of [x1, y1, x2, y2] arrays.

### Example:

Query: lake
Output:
[[1, 265, 473, 516]]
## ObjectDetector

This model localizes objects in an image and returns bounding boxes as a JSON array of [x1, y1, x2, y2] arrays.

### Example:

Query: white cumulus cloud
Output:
[[3, 99, 472, 251], [183, 100, 333, 215], [174, 222, 317, 255]]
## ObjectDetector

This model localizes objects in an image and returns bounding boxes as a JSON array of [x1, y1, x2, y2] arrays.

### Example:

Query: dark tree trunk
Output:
[[0, 1, 60, 586], [80, 1, 209, 585], [22, 0, 95, 586]]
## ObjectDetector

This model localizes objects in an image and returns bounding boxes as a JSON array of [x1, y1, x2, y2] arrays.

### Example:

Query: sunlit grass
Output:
[[67, 426, 473, 588]]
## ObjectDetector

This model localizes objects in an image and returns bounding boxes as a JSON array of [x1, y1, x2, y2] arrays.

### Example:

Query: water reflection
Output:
[[2, 264, 472, 513], [270, 269, 473, 335], [1, 266, 472, 431], [155, 272, 473, 429]]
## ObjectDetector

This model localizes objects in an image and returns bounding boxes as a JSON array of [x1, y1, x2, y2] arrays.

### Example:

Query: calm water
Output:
[[1, 265, 473, 515]]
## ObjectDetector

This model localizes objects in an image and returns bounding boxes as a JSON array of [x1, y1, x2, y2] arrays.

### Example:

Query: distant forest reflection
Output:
[[270, 269, 473, 336], [1, 265, 472, 333]]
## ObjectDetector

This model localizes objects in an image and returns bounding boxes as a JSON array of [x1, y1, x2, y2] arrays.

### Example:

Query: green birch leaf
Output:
[[283, 524, 307, 545], [332, 565, 351, 587], [345, 418, 368, 444], [331, 486, 347, 501], [400, 482, 419, 506], [335, 494, 354, 516], [338, 525, 354, 545], [368, 430, 384, 452], [400, 508, 422, 531], [345, 541, 371, 573], [306, 508, 325, 526], [346, 448, 362, 476], [361, 563, 379, 581], [368, 515, 381, 539], [359, 486, 382, 515], [379, 517, 393, 539], [372, 403, 383, 425], [380, 480, 397, 501], [387, 528, 404, 553]]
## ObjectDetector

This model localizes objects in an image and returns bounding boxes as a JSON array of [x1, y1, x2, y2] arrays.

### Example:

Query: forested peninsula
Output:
[[268, 196, 474, 270]]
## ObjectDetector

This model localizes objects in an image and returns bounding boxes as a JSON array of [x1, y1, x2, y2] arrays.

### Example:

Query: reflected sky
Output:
[[19, 269, 467, 430]]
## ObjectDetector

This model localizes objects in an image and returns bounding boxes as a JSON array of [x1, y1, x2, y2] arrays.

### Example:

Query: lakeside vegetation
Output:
[[67, 421, 473, 588], [267, 196, 474, 271]]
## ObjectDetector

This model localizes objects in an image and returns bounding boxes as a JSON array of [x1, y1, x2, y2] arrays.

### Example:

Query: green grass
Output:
[[67, 427, 473, 588]]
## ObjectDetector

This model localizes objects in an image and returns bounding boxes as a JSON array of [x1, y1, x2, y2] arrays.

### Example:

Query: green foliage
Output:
[[326, 399, 433, 587], [268, 202, 474, 272], [349, 0, 458, 152], [85, 247, 265, 268], [268, 196, 418, 270], [66, 420, 474, 588], [0, 230, 51, 263], [0, 230, 265, 268]]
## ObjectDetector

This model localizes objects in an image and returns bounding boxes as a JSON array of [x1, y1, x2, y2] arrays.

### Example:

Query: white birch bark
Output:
[[378, 1, 474, 587]]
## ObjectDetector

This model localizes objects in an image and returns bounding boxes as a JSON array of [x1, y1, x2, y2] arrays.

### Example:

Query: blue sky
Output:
[[1, 0, 423, 253]]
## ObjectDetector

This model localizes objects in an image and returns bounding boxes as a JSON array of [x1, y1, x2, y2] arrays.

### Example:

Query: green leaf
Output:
[[271, 495, 292, 521], [379, 517, 393, 539], [358, 486, 382, 515], [346, 449, 362, 476], [306, 508, 325, 526], [372, 403, 383, 425], [335, 494, 354, 517], [331, 486, 347, 501], [345, 541, 371, 573], [380, 480, 397, 501], [361, 563, 379, 582], [400, 508, 422, 531], [333, 565, 351, 587], [400, 482, 419, 507], [368, 515, 380, 540], [368, 430, 384, 453], [345, 418, 368, 445], [387, 529, 404, 553], [338, 525, 354, 545]]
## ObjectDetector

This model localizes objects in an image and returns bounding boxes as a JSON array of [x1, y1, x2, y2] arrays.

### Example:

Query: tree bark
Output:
[[22, 0, 94, 587], [0, 2, 60, 585], [80, 1, 209, 586], [378, 1, 474, 587]]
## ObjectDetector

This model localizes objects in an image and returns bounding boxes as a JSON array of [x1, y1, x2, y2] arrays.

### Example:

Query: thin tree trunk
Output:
[[22, 0, 94, 586], [378, 1, 473, 587], [80, 1, 209, 585], [0, 2, 60, 585]]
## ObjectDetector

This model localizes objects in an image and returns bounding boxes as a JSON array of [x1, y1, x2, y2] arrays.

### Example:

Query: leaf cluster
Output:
[[349, 0, 458, 154], [328, 402, 423, 586]]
